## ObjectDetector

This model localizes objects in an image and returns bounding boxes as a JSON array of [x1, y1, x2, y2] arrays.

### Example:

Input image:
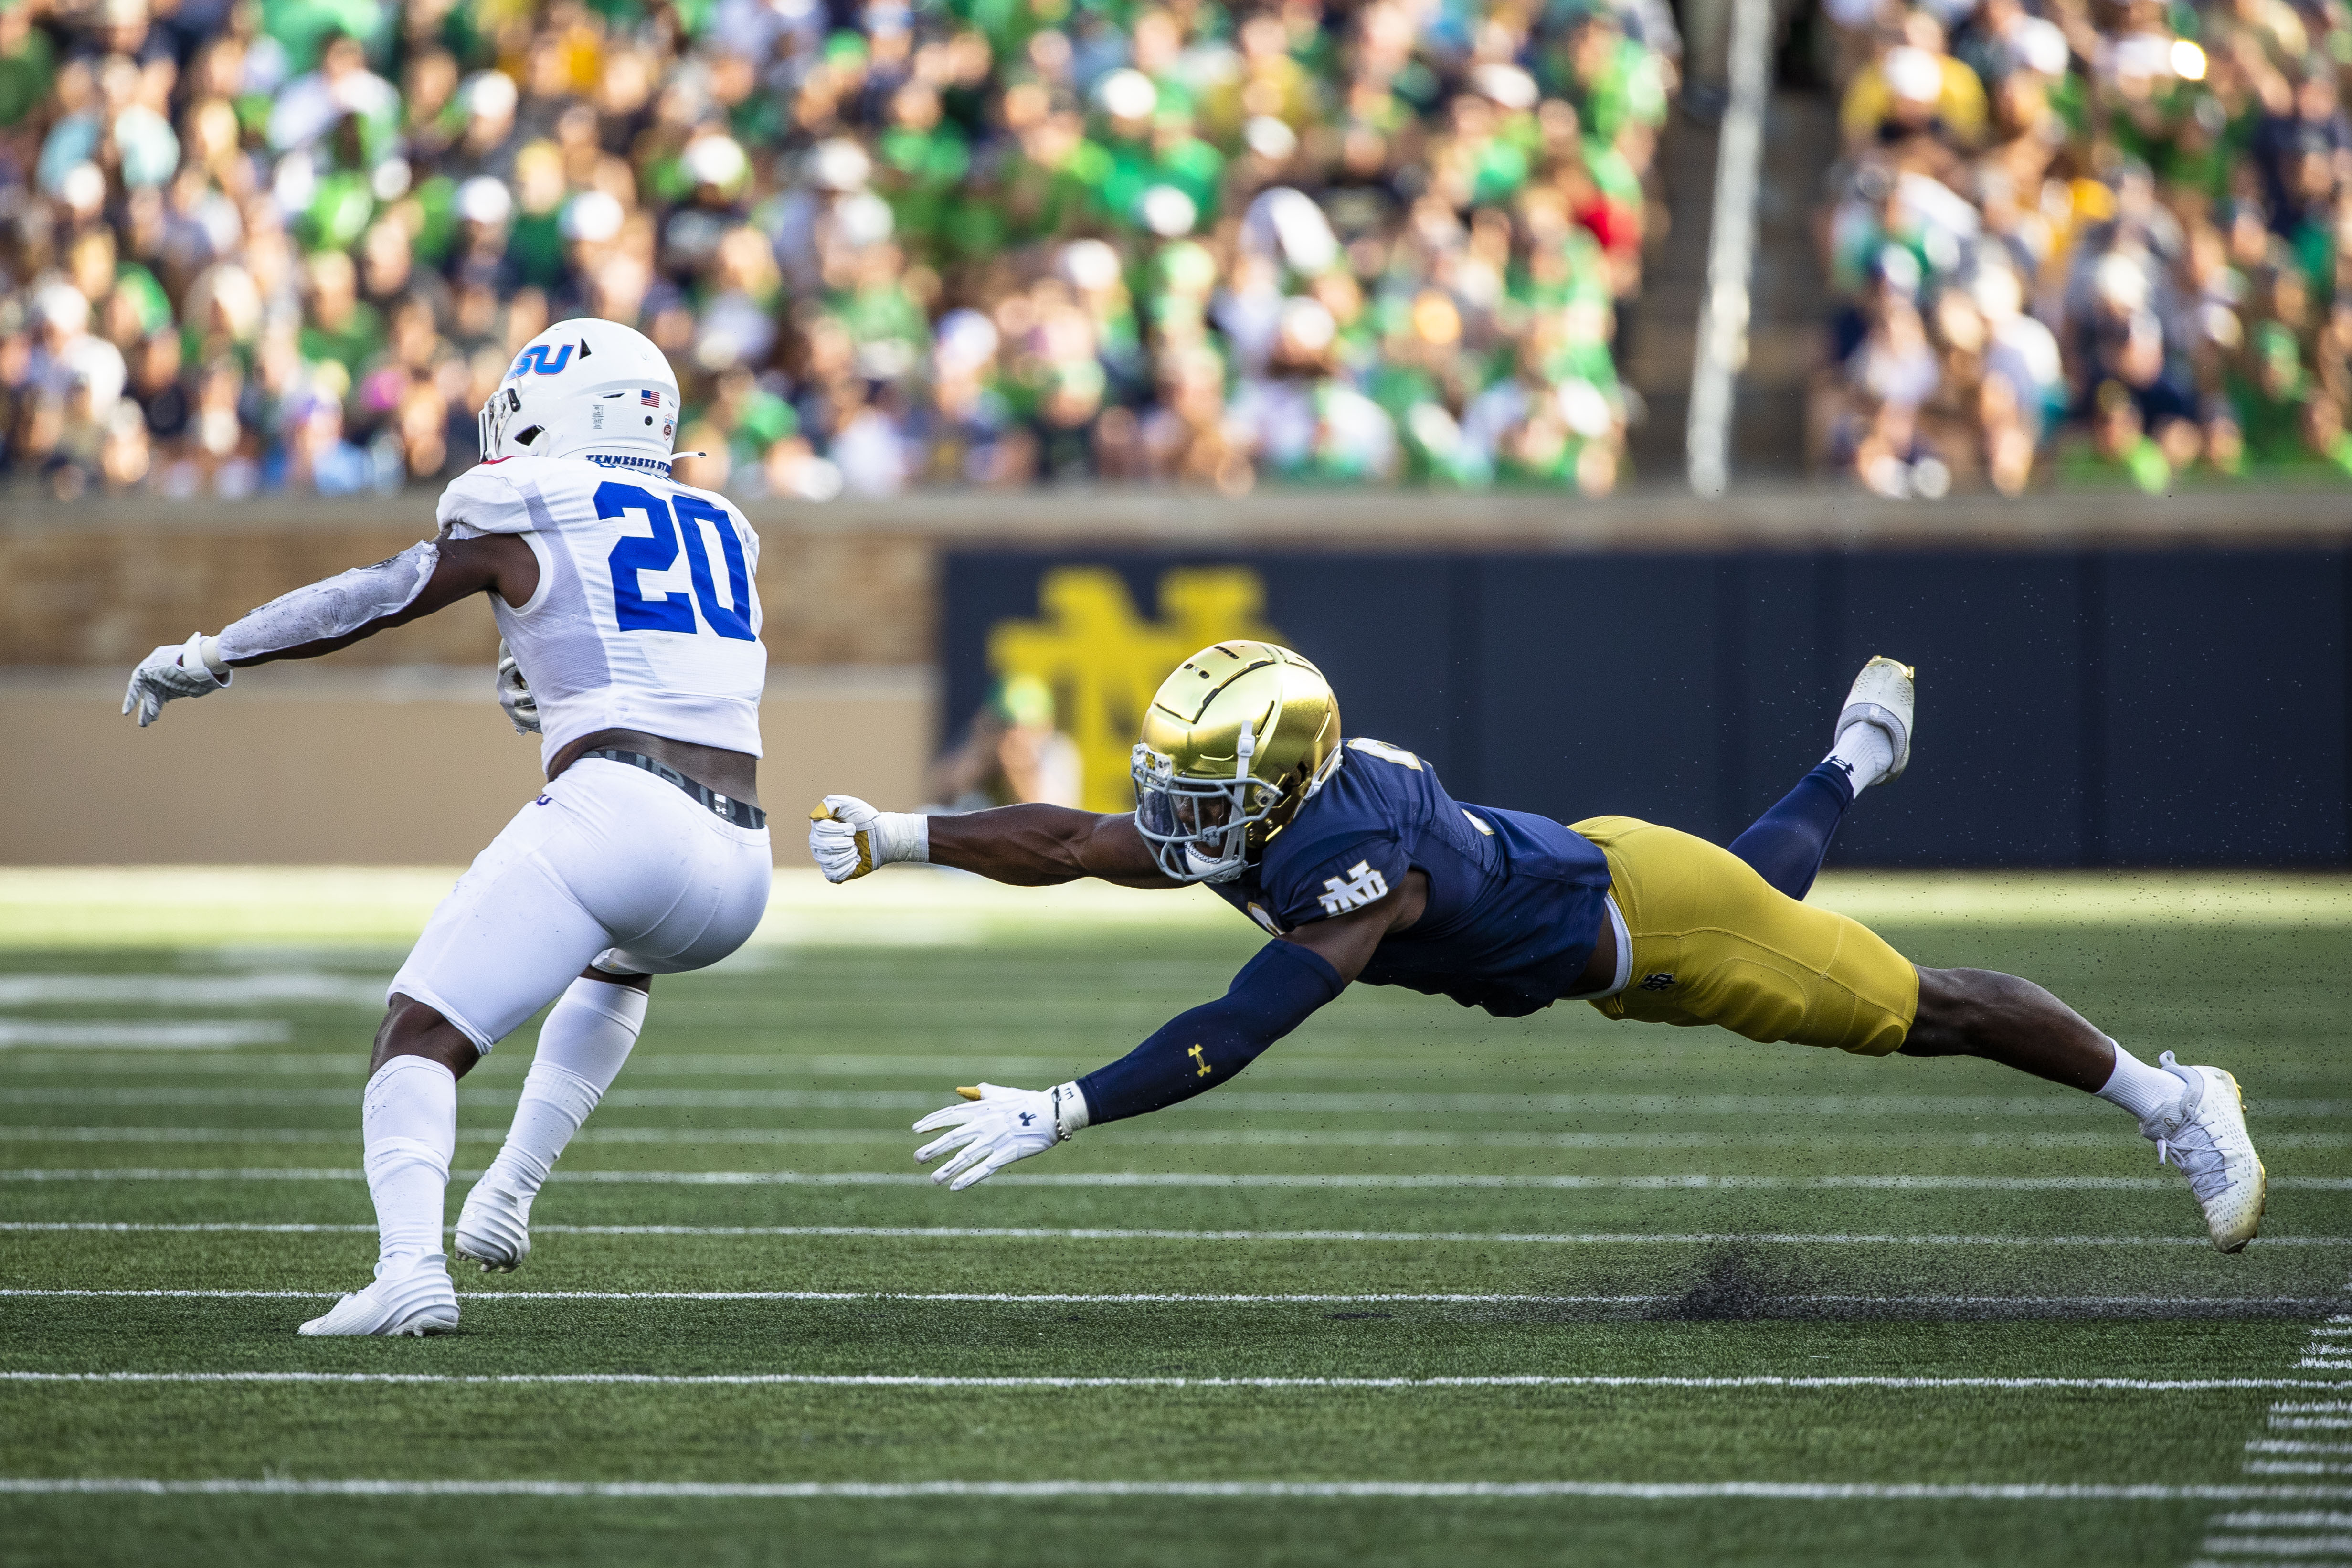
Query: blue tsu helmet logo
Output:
[[506, 343, 574, 381]]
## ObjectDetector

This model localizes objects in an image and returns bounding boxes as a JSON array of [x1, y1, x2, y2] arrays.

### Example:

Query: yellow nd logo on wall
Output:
[[987, 566, 1286, 814]]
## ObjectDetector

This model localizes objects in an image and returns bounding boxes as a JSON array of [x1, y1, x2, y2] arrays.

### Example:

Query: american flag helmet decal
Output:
[[641, 389, 661, 406]]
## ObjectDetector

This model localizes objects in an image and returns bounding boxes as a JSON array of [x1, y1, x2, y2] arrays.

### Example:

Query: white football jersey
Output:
[[436, 454, 767, 767]]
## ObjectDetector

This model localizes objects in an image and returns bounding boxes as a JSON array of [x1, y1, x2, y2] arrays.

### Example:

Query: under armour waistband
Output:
[[585, 749, 767, 829]]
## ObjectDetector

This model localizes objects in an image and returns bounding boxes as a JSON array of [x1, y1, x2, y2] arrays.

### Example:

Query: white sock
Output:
[[1825, 720, 1897, 793], [483, 978, 647, 1196], [361, 1055, 457, 1271], [2095, 1040, 2187, 1125]]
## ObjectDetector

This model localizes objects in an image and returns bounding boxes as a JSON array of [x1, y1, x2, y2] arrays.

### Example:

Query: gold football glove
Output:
[[807, 795, 928, 882]]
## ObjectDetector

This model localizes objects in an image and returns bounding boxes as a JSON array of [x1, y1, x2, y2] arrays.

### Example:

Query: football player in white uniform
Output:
[[121, 320, 773, 1336]]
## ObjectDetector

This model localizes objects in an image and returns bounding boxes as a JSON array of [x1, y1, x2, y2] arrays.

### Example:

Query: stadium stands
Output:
[[0, 0, 1682, 499], [1814, 0, 2352, 493]]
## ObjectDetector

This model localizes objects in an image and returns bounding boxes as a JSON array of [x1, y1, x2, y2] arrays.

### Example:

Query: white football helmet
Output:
[[477, 318, 681, 465]]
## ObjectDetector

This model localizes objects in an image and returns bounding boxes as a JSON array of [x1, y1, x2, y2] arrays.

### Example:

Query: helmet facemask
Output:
[[476, 385, 542, 462], [1130, 639, 1345, 884], [1132, 719, 1296, 884]]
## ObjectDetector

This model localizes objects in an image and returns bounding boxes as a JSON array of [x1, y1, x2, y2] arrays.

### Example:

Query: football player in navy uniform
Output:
[[811, 643, 2265, 1252]]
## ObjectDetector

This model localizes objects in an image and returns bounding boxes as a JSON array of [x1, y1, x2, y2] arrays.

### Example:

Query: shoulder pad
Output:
[[436, 462, 534, 534]]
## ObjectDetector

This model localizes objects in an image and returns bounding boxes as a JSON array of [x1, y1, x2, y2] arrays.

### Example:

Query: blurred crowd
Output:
[[1814, 0, 2352, 492], [0, 0, 1677, 501]]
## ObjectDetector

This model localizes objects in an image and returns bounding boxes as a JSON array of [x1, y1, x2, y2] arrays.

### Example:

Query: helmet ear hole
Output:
[[514, 425, 543, 447]]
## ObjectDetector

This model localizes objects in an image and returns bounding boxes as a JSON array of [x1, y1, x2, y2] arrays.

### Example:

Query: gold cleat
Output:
[[2144, 1053, 2268, 1253]]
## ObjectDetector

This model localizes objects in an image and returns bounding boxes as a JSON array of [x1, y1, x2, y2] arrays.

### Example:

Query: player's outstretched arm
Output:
[[810, 797, 1181, 889], [121, 533, 538, 727], [910, 873, 1424, 1190]]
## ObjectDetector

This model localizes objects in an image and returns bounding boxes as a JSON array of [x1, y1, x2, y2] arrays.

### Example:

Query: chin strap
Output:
[[1221, 717, 1258, 869]]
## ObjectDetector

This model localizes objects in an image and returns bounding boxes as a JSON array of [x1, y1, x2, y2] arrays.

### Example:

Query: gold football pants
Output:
[[1571, 816, 1918, 1057]]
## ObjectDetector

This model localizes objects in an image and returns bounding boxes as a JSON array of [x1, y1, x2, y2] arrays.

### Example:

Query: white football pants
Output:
[[389, 757, 772, 1049]]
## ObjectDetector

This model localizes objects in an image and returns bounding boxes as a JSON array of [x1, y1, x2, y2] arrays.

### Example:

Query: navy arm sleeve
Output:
[[1075, 940, 1346, 1125]]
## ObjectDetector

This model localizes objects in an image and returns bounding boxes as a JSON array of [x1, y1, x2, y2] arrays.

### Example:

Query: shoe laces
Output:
[[2150, 1054, 2231, 1202], [2155, 1126, 2231, 1202]]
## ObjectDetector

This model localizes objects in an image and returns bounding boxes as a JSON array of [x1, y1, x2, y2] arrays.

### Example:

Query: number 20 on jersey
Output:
[[596, 481, 756, 642]]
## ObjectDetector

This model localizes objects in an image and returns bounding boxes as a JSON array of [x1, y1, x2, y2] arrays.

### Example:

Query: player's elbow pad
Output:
[[1075, 940, 1345, 1125], [214, 541, 440, 664]]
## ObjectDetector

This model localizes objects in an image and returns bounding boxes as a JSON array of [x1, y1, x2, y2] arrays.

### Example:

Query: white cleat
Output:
[[1837, 656, 1916, 781], [453, 1174, 533, 1273], [2143, 1052, 2267, 1253], [297, 1254, 459, 1336]]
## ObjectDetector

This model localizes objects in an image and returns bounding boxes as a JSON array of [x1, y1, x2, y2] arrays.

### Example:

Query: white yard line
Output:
[[0, 974, 386, 1007], [11, 1047, 2351, 1081], [3, 1113, 2342, 1152], [19, 1047, 2330, 1087], [2182, 1542, 2352, 1561], [3, 1164, 2347, 1193], [4, 1289, 2339, 1310], [2192, 1282, 2352, 1566], [11, 1087, 2345, 1115], [2, 1371, 2349, 1393], [1, 1478, 2349, 1501], [5, 1218, 2344, 1246], [0, 1024, 290, 1049], [0, 1222, 380, 1232], [0, 1130, 521, 1144], [21, 1051, 2331, 1083]]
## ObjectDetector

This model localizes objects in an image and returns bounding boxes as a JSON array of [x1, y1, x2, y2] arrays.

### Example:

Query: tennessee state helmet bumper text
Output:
[[478, 319, 682, 466], [1132, 641, 1343, 883]]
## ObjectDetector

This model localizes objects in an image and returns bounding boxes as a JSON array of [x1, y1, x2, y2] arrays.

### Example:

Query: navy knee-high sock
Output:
[[1727, 762, 1857, 901]]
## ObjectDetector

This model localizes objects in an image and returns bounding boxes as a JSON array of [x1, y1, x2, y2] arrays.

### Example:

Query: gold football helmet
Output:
[[1131, 641, 1343, 882]]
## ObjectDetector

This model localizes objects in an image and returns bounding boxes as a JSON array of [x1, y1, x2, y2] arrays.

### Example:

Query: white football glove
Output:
[[912, 1081, 1090, 1191], [495, 640, 540, 736], [808, 794, 929, 883], [121, 633, 229, 728]]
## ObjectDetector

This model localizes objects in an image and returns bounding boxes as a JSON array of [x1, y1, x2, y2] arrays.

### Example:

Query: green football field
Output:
[[1, 869, 2347, 1567]]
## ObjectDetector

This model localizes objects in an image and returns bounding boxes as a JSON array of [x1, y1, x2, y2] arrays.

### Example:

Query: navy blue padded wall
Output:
[[1243, 554, 1463, 782], [1469, 555, 1726, 832], [1831, 552, 2090, 867], [1722, 555, 1831, 842], [2098, 551, 2348, 865], [942, 546, 2352, 866]]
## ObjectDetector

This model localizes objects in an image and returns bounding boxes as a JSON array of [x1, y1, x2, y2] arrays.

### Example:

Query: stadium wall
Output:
[[9, 490, 2352, 867], [945, 545, 2350, 868], [0, 668, 931, 866]]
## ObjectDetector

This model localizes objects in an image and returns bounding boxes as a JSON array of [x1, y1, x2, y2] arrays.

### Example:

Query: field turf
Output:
[[1, 869, 2348, 1566]]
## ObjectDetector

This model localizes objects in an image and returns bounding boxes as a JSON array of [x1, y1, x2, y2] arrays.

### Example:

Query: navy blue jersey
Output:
[[1207, 737, 1611, 1017]]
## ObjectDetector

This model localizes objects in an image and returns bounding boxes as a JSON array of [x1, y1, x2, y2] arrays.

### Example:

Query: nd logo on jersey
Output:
[[1317, 861, 1389, 916]]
